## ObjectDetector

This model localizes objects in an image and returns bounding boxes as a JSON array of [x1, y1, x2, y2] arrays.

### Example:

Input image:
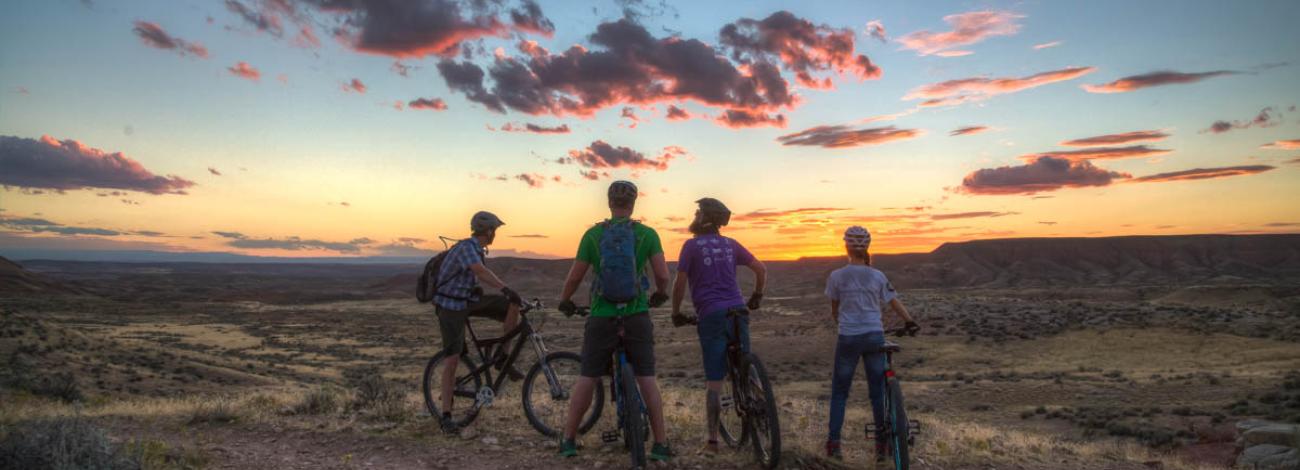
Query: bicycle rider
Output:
[[824, 226, 919, 461], [668, 197, 767, 453], [556, 180, 675, 461], [433, 211, 526, 434]]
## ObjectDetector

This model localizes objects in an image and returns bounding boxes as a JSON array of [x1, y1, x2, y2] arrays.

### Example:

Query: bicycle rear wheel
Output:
[[743, 354, 782, 469], [620, 362, 647, 468], [719, 355, 749, 448], [887, 378, 910, 470], [522, 351, 604, 437], [422, 351, 483, 428]]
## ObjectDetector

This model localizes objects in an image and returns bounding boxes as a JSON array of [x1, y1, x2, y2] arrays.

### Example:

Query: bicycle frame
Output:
[[455, 307, 555, 407], [605, 319, 648, 441]]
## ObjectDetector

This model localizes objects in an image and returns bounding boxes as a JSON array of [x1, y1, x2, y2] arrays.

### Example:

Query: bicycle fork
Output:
[[530, 333, 569, 400]]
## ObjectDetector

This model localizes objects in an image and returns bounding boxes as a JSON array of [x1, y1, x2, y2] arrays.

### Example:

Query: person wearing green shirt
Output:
[[556, 180, 673, 461]]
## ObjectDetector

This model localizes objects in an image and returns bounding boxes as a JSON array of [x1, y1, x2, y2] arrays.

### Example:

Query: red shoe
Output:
[[826, 440, 843, 460]]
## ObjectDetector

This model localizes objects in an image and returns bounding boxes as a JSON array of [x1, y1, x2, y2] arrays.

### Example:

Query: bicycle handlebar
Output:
[[883, 327, 918, 337]]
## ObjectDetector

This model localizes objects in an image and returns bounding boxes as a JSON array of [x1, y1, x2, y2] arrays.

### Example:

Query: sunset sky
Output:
[[2, 0, 1298, 260]]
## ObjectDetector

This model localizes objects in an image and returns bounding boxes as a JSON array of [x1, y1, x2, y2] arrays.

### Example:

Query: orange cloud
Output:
[[897, 11, 1023, 56], [1130, 165, 1275, 183], [1082, 70, 1237, 93], [720, 11, 881, 88], [950, 126, 990, 136], [1060, 130, 1169, 147], [1260, 139, 1300, 150], [1019, 145, 1170, 162], [777, 125, 922, 148], [227, 61, 261, 81], [904, 66, 1095, 107], [408, 97, 448, 110], [341, 78, 366, 94]]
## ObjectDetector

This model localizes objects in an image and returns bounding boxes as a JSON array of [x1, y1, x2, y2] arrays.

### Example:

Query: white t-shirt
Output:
[[824, 264, 897, 336]]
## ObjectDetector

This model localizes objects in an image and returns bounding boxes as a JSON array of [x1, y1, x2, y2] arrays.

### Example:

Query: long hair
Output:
[[848, 246, 871, 265]]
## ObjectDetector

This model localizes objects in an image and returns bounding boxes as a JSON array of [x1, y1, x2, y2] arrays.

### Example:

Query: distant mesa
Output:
[[0, 256, 83, 295]]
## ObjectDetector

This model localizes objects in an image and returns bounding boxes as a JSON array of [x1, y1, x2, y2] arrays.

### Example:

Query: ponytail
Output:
[[849, 246, 871, 265]]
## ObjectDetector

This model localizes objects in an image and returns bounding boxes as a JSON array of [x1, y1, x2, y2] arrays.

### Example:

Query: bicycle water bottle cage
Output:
[[601, 429, 621, 443], [719, 394, 735, 410]]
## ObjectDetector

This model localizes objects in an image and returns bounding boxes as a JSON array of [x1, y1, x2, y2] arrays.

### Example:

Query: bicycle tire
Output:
[[422, 351, 483, 428], [719, 355, 750, 448], [522, 351, 604, 437], [888, 378, 910, 470], [621, 362, 647, 469], [742, 354, 782, 469]]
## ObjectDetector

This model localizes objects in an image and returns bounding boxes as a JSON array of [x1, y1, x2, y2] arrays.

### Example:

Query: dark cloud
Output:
[[1130, 165, 1275, 183], [950, 126, 989, 136], [225, 0, 284, 37], [132, 21, 209, 58], [312, 0, 551, 59], [408, 97, 448, 110], [716, 110, 786, 128], [498, 122, 569, 133], [0, 135, 195, 195], [665, 105, 690, 120], [208, 167, 222, 176], [134, 230, 166, 237], [1083, 70, 1238, 93], [1019, 145, 1170, 162], [212, 231, 246, 239], [960, 156, 1130, 195], [718, 11, 880, 89], [1060, 130, 1169, 147], [777, 125, 921, 148], [562, 141, 682, 171], [1202, 107, 1280, 134], [228, 61, 261, 81], [929, 211, 1017, 220], [0, 215, 120, 236]]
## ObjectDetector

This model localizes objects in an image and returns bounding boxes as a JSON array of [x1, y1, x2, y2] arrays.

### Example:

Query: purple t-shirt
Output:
[[677, 234, 755, 316]]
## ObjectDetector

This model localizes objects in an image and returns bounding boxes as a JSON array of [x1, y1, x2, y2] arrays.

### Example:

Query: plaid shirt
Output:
[[434, 238, 485, 311]]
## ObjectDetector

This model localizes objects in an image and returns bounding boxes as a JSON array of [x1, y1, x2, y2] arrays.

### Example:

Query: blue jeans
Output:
[[696, 307, 750, 381], [827, 331, 887, 443]]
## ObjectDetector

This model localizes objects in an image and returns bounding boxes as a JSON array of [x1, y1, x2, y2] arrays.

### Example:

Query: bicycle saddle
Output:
[[877, 341, 902, 353]]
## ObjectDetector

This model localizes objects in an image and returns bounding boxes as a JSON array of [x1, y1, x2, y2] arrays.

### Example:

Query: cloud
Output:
[[374, 238, 435, 257], [620, 107, 640, 127], [1202, 107, 1280, 134], [0, 215, 121, 236], [561, 141, 682, 171], [433, 16, 837, 126], [408, 97, 448, 110], [665, 105, 691, 121], [719, 10, 881, 89], [208, 167, 222, 176], [959, 156, 1130, 195], [0, 135, 195, 195], [227, 61, 261, 81], [897, 11, 1023, 56], [1260, 139, 1300, 150], [514, 173, 545, 188], [499, 122, 569, 134], [391, 61, 414, 77], [1130, 165, 1275, 183], [509, 234, 548, 238], [1033, 41, 1061, 50], [776, 125, 921, 148], [950, 126, 989, 136], [226, 235, 365, 253], [578, 169, 611, 180], [1019, 145, 1170, 162], [224, 0, 283, 37], [904, 66, 1094, 107], [341, 78, 366, 93], [315, 0, 551, 59], [734, 207, 848, 222], [865, 20, 887, 43], [1059, 130, 1169, 147], [1287, 157, 1300, 165], [132, 21, 209, 58], [929, 211, 1017, 220], [212, 231, 246, 239], [1082, 70, 1237, 93], [716, 110, 787, 128]]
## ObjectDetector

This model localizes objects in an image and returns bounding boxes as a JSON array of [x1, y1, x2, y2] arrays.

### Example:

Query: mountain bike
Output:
[[865, 327, 921, 470], [681, 307, 782, 469], [422, 298, 603, 437], [566, 307, 651, 469]]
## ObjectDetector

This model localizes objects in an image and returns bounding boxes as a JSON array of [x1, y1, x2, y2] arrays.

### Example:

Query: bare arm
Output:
[[469, 263, 507, 290], [747, 259, 767, 295], [649, 252, 669, 293], [830, 299, 840, 326], [559, 260, 590, 302], [888, 298, 915, 323], [671, 271, 688, 315]]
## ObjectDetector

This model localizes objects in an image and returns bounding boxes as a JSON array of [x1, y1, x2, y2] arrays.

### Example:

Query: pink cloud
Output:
[[904, 66, 1095, 107], [777, 125, 922, 148], [561, 141, 682, 171], [959, 156, 1130, 195], [1032, 41, 1061, 50], [132, 21, 209, 58], [897, 11, 1023, 56], [0, 135, 195, 195], [1130, 165, 1275, 183], [1260, 139, 1300, 150], [1082, 70, 1237, 93], [341, 78, 366, 94], [950, 126, 990, 136], [1019, 145, 1171, 162], [866, 20, 887, 43], [227, 61, 261, 81], [408, 97, 447, 110], [1059, 130, 1169, 147]]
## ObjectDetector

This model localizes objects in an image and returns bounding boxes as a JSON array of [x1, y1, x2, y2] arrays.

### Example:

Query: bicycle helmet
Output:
[[607, 180, 638, 206], [843, 225, 872, 248], [470, 211, 505, 233], [694, 197, 731, 227]]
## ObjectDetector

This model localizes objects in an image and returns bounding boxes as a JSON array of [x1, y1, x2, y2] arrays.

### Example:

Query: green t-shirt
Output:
[[576, 217, 663, 317]]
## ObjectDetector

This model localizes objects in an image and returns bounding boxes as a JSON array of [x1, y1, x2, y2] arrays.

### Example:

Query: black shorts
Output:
[[436, 295, 509, 356], [579, 312, 655, 378]]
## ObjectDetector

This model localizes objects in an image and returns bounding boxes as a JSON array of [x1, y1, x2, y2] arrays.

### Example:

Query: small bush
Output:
[[293, 386, 345, 415], [32, 372, 84, 403], [346, 370, 409, 422], [0, 417, 140, 470], [124, 438, 209, 470], [188, 399, 242, 425]]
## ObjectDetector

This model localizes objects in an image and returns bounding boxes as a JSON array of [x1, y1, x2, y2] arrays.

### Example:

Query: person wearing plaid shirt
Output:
[[434, 211, 525, 434]]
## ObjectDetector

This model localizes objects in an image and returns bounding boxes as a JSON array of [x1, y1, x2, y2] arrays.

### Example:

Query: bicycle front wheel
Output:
[[422, 351, 483, 428], [888, 377, 910, 470], [522, 351, 604, 437], [620, 362, 647, 468], [743, 354, 781, 469]]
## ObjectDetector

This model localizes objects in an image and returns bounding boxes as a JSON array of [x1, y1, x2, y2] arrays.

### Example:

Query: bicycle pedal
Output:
[[719, 395, 734, 409], [600, 430, 620, 443]]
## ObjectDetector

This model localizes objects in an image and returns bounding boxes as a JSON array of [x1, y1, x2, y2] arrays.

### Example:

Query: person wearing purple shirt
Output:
[[670, 198, 767, 452]]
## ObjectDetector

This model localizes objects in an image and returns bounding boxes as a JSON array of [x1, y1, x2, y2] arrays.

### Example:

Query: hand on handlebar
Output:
[[501, 286, 523, 306], [746, 292, 763, 311], [648, 291, 669, 308], [671, 311, 697, 327], [902, 321, 921, 337], [558, 299, 578, 317]]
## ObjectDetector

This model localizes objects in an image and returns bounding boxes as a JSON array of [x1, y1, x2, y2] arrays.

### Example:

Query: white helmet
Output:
[[843, 226, 872, 248]]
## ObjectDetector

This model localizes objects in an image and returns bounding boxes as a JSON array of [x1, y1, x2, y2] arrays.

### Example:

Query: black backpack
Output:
[[415, 239, 475, 303]]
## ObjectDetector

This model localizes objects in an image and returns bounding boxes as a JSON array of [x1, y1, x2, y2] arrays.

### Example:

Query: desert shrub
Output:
[[292, 386, 345, 415], [0, 417, 140, 470], [123, 439, 208, 470], [188, 399, 241, 425], [32, 373, 84, 403], [344, 370, 409, 422]]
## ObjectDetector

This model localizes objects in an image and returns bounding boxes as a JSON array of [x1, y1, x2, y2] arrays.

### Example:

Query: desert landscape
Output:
[[2, 234, 1299, 469]]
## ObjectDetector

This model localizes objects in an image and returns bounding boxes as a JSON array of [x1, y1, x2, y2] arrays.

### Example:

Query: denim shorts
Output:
[[696, 306, 750, 381]]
